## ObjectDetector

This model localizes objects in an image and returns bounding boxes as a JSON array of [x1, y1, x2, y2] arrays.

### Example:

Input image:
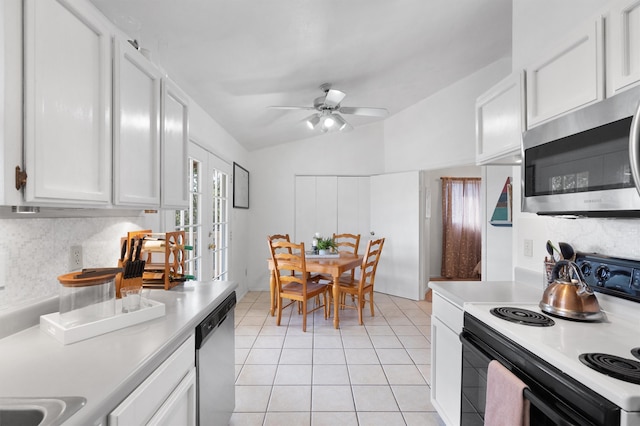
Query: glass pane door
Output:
[[210, 168, 229, 280], [172, 143, 230, 281]]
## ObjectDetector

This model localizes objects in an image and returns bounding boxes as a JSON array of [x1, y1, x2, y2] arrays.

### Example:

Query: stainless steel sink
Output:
[[0, 397, 85, 426]]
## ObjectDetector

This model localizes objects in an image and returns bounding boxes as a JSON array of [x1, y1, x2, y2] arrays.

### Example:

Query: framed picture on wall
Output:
[[233, 162, 249, 209]]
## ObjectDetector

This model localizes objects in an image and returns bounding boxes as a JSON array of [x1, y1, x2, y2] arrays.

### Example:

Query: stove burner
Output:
[[489, 307, 555, 327], [579, 353, 640, 385]]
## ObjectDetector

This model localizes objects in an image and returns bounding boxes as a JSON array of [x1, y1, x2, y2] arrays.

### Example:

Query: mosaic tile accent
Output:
[[0, 217, 146, 310]]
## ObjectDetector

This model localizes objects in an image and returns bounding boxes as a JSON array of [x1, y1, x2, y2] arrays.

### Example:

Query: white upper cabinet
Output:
[[607, 0, 640, 96], [113, 38, 162, 207], [161, 79, 189, 209], [475, 71, 525, 165], [23, 0, 112, 205], [526, 17, 604, 128]]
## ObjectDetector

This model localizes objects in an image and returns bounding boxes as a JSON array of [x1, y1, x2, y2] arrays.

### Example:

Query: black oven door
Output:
[[460, 315, 620, 426]]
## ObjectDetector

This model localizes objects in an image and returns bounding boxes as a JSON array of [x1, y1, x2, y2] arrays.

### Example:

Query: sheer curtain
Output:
[[441, 177, 482, 279]]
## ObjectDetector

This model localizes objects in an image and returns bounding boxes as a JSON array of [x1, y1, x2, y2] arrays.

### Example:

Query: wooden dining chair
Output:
[[331, 233, 361, 305], [337, 237, 385, 325], [267, 234, 293, 315], [333, 233, 361, 256], [268, 238, 330, 332], [268, 234, 323, 315]]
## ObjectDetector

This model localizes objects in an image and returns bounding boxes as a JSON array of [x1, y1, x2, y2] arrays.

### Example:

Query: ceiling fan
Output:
[[269, 83, 389, 133]]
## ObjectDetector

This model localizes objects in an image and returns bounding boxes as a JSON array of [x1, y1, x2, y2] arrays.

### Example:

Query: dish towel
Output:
[[484, 360, 530, 426]]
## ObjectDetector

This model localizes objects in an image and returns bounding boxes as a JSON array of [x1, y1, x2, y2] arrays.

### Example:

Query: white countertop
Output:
[[0, 280, 237, 425], [428, 280, 543, 308]]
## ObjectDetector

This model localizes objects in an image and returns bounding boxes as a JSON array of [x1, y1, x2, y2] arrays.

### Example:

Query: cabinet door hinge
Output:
[[15, 166, 27, 190]]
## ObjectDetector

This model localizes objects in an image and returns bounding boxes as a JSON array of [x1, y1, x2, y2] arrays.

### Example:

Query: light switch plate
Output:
[[524, 239, 533, 257]]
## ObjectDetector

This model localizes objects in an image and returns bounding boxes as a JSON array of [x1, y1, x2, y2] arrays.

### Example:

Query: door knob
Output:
[[208, 243, 216, 250]]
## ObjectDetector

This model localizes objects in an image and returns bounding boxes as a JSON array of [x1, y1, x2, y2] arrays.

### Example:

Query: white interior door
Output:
[[370, 171, 423, 300]]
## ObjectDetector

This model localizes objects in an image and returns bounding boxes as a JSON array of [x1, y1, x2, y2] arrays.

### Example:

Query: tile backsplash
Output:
[[0, 216, 147, 310]]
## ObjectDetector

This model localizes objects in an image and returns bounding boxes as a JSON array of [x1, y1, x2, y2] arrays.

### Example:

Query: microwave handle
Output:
[[629, 100, 640, 197]]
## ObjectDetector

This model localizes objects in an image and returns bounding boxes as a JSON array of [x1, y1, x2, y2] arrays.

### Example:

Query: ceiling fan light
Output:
[[306, 114, 320, 129], [333, 113, 348, 131], [323, 115, 335, 128]]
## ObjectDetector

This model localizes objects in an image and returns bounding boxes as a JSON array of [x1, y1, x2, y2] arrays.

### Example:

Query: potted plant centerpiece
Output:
[[316, 237, 337, 255]]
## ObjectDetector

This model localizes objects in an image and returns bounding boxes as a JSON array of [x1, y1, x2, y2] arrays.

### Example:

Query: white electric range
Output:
[[464, 302, 640, 423], [460, 252, 640, 426]]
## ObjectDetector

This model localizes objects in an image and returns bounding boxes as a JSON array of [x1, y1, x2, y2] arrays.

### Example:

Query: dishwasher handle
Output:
[[196, 291, 236, 349]]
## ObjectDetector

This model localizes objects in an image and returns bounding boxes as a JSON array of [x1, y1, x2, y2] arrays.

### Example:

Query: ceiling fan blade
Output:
[[268, 106, 316, 110], [338, 106, 389, 117], [323, 89, 346, 108]]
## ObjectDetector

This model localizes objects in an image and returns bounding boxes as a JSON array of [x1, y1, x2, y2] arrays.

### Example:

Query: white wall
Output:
[[512, 0, 640, 281], [383, 57, 512, 172], [245, 56, 513, 291], [246, 123, 385, 291], [483, 165, 514, 280]]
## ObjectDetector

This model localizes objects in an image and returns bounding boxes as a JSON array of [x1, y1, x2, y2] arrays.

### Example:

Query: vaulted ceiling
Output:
[[89, 0, 512, 151]]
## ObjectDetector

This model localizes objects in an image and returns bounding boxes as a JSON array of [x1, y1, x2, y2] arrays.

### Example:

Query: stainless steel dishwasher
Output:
[[195, 291, 236, 426]]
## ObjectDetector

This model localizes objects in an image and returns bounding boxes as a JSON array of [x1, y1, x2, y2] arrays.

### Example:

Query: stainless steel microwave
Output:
[[522, 84, 640, 217]]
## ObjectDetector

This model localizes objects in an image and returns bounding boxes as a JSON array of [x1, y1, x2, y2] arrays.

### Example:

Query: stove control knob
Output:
[[595, 265, 610, 285], [580, 262, 592, 277]]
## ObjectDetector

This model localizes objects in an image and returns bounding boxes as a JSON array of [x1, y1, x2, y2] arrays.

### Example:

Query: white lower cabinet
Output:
[[431, 293, 462, 426], [147, 368, 196, 426], [109, 334, 196, 425]]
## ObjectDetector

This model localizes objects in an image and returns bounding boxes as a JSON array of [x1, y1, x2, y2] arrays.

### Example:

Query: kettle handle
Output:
[[551, 260, 592, 295]]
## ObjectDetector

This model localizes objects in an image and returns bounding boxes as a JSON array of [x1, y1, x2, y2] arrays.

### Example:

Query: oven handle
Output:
[[460, 330, 582, 426], [523, 388, 580, 426], [460, 329, 501, 360]]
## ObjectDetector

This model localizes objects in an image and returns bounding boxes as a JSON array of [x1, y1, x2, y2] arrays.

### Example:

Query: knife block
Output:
[[115, 232, 148, 298], [115, 259, 143, 299]]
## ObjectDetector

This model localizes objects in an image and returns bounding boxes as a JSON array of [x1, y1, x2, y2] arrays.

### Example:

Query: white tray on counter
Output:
[[40, 299, 165, 345]]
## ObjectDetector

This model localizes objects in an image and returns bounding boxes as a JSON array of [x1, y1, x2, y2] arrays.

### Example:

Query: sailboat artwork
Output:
[[490, 177, 512, 227]]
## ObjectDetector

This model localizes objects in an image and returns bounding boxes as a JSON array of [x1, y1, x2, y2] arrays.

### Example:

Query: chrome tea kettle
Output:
[[539, 260, 605, 321]]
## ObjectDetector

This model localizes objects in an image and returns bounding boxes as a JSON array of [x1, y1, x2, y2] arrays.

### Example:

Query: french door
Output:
[[172, 143, 230, 281]]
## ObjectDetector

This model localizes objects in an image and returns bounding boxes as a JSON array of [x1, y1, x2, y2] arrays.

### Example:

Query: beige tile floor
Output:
[[230, 291, 445, 426]]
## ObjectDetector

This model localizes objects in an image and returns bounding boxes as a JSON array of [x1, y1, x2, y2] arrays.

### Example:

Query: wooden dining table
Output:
[[267, 252, 363, 329]]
